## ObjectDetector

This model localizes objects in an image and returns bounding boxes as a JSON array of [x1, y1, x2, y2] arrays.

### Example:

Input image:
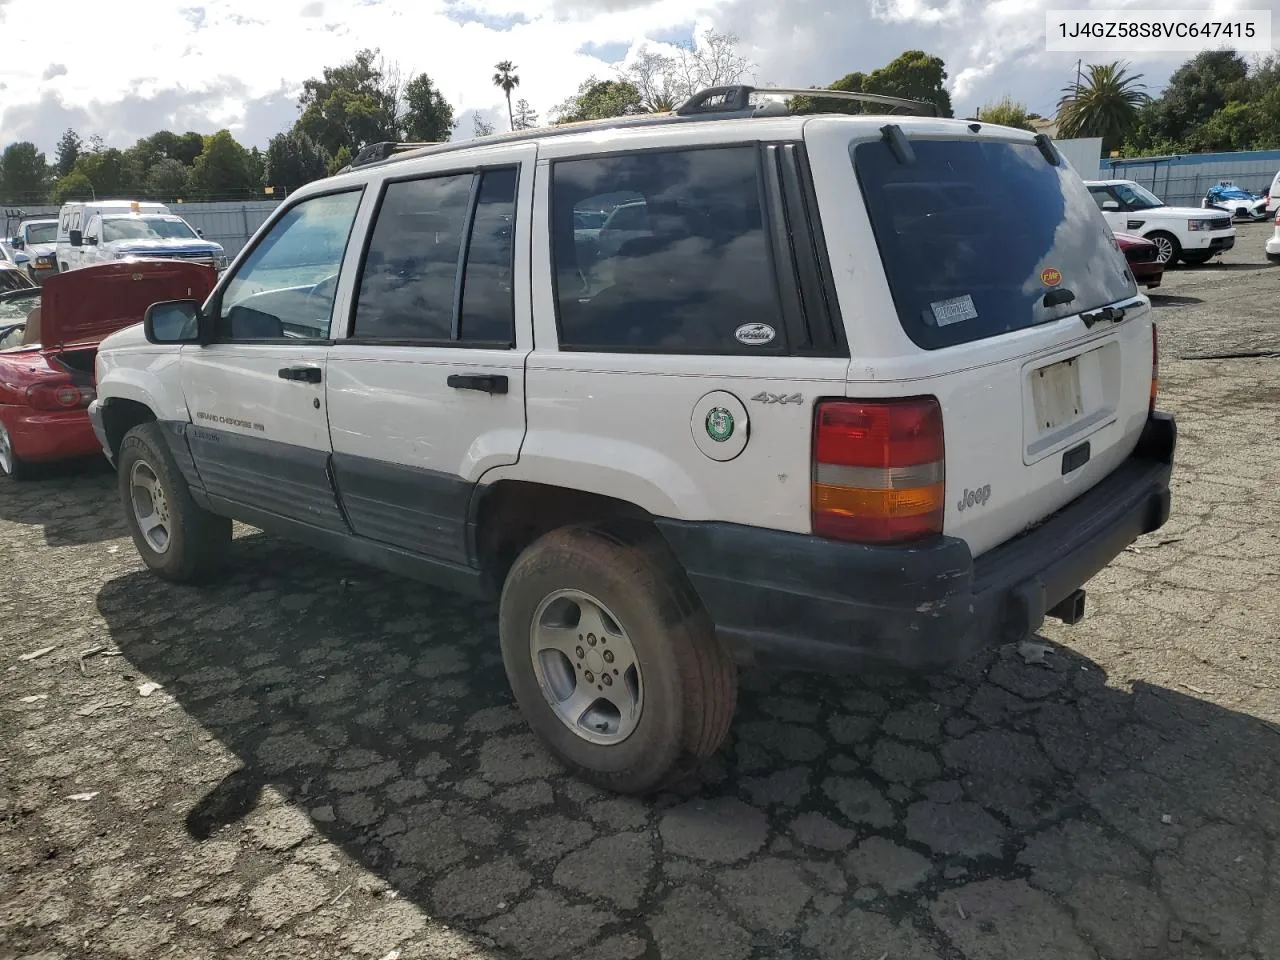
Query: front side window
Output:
[[1112, 183, 1164, 209], [550, 146, 783, 353], [217, 190, 362, 341]]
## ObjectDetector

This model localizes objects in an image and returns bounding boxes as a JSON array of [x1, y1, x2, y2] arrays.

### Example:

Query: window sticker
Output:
[[929, 294, 979, 327]]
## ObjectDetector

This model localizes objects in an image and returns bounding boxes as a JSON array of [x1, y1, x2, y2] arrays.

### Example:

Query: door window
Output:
[[549, 146, 784, 354], [351, 166, 519, 345], [216, 190, 363, 341]]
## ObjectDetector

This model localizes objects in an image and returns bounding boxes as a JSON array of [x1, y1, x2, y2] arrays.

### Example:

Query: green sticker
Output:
[[705, 407, 734, 443]]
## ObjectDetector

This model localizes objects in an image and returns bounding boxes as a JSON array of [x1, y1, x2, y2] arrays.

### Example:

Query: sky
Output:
[[1, 0, 1277, 156]]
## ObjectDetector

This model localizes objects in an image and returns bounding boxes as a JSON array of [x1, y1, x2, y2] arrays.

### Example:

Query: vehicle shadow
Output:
[[95, 534, 1280, 958], [0, 456, 122, 546], [1147, 293, 1204, 307]]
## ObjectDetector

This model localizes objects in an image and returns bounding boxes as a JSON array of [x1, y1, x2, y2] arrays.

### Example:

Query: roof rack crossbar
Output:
[[350, 141, 445, 170], [676, 84, 939, 118]]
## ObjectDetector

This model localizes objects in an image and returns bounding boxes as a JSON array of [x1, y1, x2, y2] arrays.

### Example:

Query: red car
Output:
[[1115, 232, 1164, 290], [0, 260, 215, 480]]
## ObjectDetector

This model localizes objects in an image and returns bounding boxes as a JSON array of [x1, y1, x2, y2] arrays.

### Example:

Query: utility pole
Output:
[[1076, 59, 1083, 98]]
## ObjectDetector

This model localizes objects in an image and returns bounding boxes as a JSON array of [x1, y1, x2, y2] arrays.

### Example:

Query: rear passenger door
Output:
[[515, 137, 851, 535], [325, 145, 534, 564]]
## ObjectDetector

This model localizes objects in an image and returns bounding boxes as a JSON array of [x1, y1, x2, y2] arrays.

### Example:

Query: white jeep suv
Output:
[[1085, 179, 1235, 266], [89, 87, 1176, 793]]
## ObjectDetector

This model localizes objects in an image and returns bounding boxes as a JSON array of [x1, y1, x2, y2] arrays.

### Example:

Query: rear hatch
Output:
[[39, 259, 217, 355], [814, 123, 1153, 558]]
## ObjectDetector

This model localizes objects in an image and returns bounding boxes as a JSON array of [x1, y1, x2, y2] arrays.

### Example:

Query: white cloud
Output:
[[1, 0, 1275, 153]]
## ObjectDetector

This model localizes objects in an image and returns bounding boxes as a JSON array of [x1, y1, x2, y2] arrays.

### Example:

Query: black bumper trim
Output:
[[657, 412, 1176, 673]]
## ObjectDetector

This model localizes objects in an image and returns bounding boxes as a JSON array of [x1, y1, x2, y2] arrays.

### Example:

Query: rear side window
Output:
[[854, 138, 1137, 350], [550, 146, 784, 353]]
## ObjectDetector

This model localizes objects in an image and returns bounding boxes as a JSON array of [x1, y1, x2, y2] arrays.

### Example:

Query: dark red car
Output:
[[1115, 232, 1164, 290], [0, 260, 215, 480]]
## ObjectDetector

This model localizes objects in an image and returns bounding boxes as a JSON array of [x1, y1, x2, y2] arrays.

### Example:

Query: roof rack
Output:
[[338, 83, 939, 173], [675, 85, 939, 118]]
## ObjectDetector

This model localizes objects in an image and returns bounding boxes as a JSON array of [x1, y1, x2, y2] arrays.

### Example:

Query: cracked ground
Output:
[[3, 222, 1279, 960]]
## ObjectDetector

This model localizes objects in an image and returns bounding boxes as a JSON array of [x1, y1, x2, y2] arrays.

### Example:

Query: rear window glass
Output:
[[854, 138, 1137, 350]]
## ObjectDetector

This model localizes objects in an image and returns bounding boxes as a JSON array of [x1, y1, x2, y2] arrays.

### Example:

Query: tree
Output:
[[1150, 51, 1250, 144], [52, 172, 95, 204], [976, 96, 1036, 132], [552, 76, 642, 123], [54, 129, 82, 178], [791, 50, 953, 118], [0, 142, 48, 202], [265, 130, 330, 192], [473, 114, 496, 138], [512, 98, 538, 130], [72, 148, 129, 197], [402, 73, 455, 142], [176, 132, 206, 167], [1056, 60, 1148, 154], [145, 158, 191, 199], [492, 60, 520, 130], [190, 130, 255, 198], [297, 48, 400, 157], [621, 30, 754, 114], [328, 146, 353, 177], [246, 147, 265, 190]]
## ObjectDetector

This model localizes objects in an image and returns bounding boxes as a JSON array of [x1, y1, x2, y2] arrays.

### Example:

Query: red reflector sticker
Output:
[[1040, 267, 1063, 287]]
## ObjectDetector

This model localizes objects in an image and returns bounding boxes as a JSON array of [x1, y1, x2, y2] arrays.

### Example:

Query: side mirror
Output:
[[69, 229, 83, 247], [85, 235, 99, 246], [196, 228, 204, 238], [144, 299, 206, 344], [1101, 200, 1121, 211], [10, 237, 23, 250]]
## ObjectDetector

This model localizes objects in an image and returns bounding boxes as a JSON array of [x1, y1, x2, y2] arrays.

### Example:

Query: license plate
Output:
[[1031, 356, 1083, 432]]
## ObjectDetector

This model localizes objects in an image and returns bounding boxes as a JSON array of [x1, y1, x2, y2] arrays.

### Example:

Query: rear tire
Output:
[[1180, 250, 1214, 265], [1267, 252, 1280, 265], [117, 422, 231, 582], [0, 421, 33, 481], [498, 524, 737, 794], [1146, 231, 1180, 267]]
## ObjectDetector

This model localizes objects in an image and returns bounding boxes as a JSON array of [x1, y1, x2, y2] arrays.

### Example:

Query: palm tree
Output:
[[1056, 61, 1149, 152], [492, 61, 520, 131]]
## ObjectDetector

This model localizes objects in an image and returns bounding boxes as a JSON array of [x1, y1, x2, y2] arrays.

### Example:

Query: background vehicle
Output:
[[1203, 181, 1269, 221], [0, 260, 37, 293], [1085, 179, 1235, 266], [1266, 209, 1280, 263], [0, 260, 216, 480], [1115, 232, 1164, 289], [8, 218, 60, 283], [91, 86, 1175, 793], [56, 200, 228, 274], [1268, 169, 1280, 214]]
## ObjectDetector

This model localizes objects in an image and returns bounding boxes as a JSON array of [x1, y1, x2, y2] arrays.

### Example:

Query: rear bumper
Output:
[[657, 412, 1176, 673], [1, 405, 101, 464]]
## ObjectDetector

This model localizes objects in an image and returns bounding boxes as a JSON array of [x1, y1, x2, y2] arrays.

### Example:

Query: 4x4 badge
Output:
[[705, 407, 735, 442], [751, 392, 803, 405]]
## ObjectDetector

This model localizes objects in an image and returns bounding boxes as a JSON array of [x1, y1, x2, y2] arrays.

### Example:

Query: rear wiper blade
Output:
[[1043, 287, 1075, 308]]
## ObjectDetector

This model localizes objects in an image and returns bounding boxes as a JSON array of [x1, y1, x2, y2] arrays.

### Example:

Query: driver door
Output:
[[180, 188, 365, 531]]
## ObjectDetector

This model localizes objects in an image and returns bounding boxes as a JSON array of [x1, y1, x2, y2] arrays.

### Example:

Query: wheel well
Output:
[[100, 399, 156, 460], [473, 481, 658, 587]]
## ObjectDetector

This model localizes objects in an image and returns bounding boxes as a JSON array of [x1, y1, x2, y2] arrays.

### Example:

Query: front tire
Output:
[[1147, 231, 1181, 267], [1180, 250, 1215, 265], [117, 422, 231, 582], [498, 524, 737, 794]]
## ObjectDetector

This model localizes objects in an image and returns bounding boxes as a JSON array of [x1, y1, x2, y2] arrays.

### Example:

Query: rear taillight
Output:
[[812, 397, 945, 544], [1150, 323, 1159, 416], [26, 381, 95, 411]]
